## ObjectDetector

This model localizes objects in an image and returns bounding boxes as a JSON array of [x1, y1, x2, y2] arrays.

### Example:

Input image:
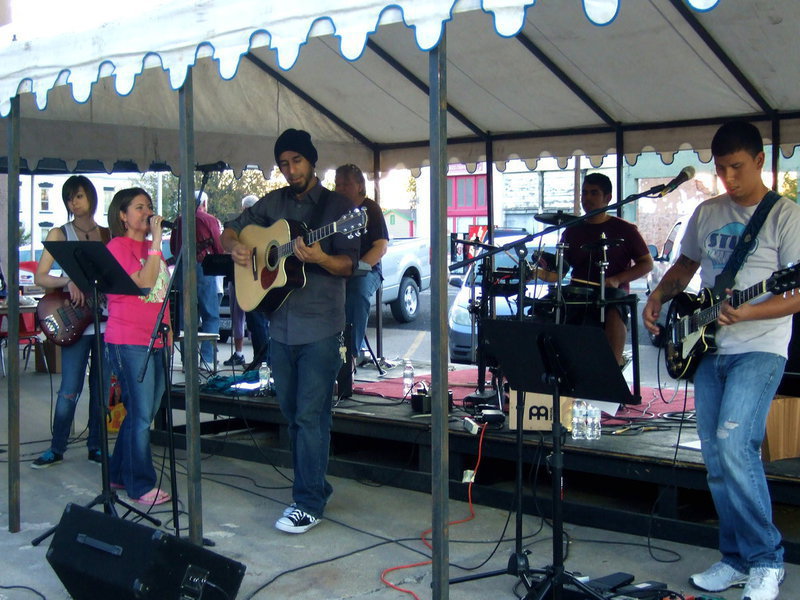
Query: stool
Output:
[[176, 331, 219, 372]]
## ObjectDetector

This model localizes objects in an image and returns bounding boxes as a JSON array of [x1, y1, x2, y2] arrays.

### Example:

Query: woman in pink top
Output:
[[105, 188, 171, 506]]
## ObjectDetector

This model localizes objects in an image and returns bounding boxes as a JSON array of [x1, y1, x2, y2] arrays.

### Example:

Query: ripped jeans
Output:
[[694, 351, 786, 571]]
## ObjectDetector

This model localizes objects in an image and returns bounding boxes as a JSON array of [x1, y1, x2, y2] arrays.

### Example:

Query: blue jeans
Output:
[[175, 262, 220, 364], [245, 310, 270, 363], [271, 335, 342, 517], [345, 270, 381, 358], [106, 343, 165, 499], [694, 351, 786, 570], [50, 334, 108, 455], [228, 280, 270, 361]]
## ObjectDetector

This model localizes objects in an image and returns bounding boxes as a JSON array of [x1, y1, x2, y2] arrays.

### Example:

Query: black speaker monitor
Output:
[[47, 503, 246, 600]]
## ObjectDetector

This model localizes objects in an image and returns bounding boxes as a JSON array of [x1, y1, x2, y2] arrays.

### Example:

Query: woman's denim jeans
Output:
[[106, 343, 165, 499], [50, 334, 107, 455]]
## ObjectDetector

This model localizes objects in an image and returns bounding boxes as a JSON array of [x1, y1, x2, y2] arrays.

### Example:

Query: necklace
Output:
[[72, 221, 99, 240]]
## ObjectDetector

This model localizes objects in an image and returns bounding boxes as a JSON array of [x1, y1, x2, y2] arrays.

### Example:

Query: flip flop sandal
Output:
[[132, 488, 171, 506]]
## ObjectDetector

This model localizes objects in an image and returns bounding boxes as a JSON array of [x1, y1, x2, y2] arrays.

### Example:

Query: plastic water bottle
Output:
[[402, 360, 414, 397], [571, 400, 587, 440], [586, 404, 602, 440], [258, 362, 271, 391]]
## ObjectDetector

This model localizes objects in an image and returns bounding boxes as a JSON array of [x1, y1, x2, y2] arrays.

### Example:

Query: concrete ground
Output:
[[2, 343, 799, 600]]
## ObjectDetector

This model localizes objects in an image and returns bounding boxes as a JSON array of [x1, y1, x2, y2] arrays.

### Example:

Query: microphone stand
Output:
[[138, 173, 212, 539]]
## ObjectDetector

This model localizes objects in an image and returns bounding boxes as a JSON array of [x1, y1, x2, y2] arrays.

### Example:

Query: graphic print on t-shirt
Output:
[[703, 222, 757, 270]]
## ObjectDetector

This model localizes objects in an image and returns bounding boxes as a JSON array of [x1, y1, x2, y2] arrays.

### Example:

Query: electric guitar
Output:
[[37, 291, 97, 346], [234, 208, 367, 314], [664, 264, 800, 380]]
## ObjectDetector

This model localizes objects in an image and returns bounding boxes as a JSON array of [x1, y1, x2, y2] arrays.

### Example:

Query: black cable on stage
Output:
[[0, 584, 47, 599]]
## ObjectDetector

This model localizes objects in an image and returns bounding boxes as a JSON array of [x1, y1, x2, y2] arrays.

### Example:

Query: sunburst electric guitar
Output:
[[234, 208, 367, 314], [664, 264, 800, 380]]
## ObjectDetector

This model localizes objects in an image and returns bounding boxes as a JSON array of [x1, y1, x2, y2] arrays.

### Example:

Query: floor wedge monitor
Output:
[[47, 503, 246, 599]]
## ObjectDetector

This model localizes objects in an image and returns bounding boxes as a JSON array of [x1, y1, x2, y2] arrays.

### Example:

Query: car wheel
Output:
[[390, 277, 419, 323]]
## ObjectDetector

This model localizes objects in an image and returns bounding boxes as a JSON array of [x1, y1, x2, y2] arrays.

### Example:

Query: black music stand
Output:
[[482, 319, 636, 600], [32, 242, 159, 546]]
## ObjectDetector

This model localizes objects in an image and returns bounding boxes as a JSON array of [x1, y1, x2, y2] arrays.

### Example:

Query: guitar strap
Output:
[[713, 190, 781, 294], [307, 187, 331, 231], [304, 187, 332, 276]]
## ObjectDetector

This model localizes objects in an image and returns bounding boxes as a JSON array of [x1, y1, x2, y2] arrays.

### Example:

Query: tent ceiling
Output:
[[0, 0, 798, 174]]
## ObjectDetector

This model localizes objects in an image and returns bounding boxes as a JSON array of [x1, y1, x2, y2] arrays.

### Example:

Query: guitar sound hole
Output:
[[266, 244, 279, 270]]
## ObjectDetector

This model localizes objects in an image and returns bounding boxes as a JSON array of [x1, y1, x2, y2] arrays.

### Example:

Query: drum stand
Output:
[[551, 242, 569, 324], [592, 233, 613, 325]]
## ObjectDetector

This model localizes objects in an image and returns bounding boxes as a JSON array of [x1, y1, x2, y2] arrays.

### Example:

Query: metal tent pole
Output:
[[179, 70, 203, 545], [429, 32, 450, 600], [6, 93, 20, 533]]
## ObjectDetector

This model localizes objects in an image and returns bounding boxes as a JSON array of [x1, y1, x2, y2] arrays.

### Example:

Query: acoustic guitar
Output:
[[37, 291, 97, 346], [234, 208, 367, 314], [664, 264, 800, 380]]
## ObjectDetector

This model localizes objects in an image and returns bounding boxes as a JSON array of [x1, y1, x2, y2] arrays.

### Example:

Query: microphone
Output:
[[149, 215, 176, 229], [196, 161, 228, 172], [659, 166, 695, 197]]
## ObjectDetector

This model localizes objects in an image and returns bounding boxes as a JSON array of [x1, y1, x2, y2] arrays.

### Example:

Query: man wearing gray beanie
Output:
[[222, 129, 361, 534]]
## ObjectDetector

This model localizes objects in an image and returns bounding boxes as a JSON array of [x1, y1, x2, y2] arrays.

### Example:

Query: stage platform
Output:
[[158, 364, 800, 564]]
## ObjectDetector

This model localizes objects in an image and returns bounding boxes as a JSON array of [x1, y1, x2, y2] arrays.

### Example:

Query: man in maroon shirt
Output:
[[539, 173, 653, 365], [170, 191, 225, 368]]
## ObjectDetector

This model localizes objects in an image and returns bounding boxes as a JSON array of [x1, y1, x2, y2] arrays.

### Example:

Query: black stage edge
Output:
[[158, 386, 800, 563]]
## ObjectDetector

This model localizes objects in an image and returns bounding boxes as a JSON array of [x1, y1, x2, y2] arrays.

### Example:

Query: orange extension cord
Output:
[[380, 422, 489, 599]]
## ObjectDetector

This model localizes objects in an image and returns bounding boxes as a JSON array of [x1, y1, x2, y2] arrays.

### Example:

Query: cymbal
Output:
[[581, 237, 624, 251], [534, 211, 578, 226]]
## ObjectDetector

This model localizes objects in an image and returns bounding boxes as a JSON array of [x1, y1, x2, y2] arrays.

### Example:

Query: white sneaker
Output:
[[275, 508, 320, 534], [690, 561, 748, 592], [743, 566, 784, 600]]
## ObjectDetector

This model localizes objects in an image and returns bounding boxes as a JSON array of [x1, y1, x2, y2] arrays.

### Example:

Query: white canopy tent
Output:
[[4, 1, 800, 596], [0, 0, 798, 174]]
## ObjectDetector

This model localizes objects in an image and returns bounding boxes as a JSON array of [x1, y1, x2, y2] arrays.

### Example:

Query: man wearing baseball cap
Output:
[[222, 129, 360, 534]]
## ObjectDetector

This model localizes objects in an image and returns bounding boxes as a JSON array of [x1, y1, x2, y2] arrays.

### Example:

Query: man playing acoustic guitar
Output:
[[643, 121, 800, 600], [221, 129, 361, 534]]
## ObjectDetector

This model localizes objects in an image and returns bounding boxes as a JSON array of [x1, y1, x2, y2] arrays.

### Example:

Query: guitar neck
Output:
[[694, 280, 768, 329], [277, 223, 337, 259]]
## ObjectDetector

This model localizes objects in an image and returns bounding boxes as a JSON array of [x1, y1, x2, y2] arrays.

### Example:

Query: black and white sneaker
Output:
[[282, 502, 297, 517], [275, 508, 320, 534], [223, 353, 246, 367]]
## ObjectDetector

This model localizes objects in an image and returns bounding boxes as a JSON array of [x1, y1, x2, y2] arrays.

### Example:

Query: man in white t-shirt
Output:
[[643, 121, 800, 600]]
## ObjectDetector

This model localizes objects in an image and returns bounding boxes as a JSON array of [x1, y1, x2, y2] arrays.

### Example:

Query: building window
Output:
[[448, 174, 487, 213], [447, 174, 488, 235], [389, 214, 396, 225], [104, 187, 115, 212], [39, 182, 54, 213]]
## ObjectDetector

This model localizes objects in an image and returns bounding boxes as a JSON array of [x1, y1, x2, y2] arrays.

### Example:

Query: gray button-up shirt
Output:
[[225, 182, 360, 345]]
